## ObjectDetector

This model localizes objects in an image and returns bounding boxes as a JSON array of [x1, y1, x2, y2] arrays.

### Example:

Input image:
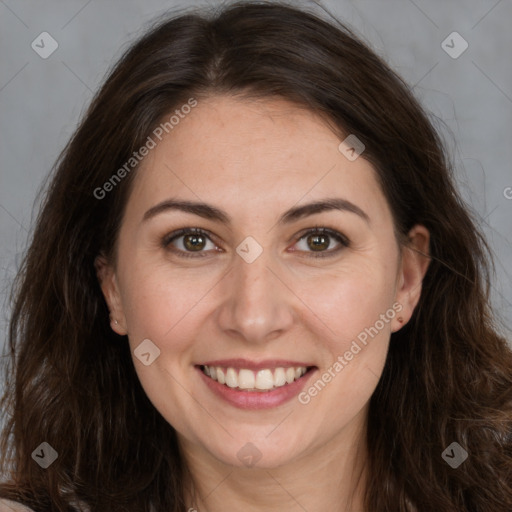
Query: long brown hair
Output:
[[1, 2, 511, 510]]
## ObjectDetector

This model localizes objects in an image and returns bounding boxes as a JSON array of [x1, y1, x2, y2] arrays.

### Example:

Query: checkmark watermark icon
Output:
[[338, 134, 365, 161], [134, 338, 161, 366], [31, 442, 59, 468], [441, 32, 468, 59], [236, 236, 263, 264], [441, 442, 468, 468], [31, 32, 59, 59], [236, 442, 263, 467]]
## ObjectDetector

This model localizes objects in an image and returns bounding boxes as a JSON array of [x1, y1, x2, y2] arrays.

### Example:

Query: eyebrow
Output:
[[142, 197, 370, 226]]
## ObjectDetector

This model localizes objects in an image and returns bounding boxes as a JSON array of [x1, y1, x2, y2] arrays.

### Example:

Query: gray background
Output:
[[1, 0, 511, 363]]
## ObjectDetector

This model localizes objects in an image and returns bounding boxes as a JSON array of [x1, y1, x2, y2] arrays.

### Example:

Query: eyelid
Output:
[[294, 225, 350, 246]]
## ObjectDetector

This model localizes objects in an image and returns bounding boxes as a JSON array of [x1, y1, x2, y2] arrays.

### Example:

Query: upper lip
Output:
[[199, 359, 315, 370]]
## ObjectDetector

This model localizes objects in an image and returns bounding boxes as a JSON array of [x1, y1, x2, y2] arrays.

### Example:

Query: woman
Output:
[[1, 2, 511, 511]]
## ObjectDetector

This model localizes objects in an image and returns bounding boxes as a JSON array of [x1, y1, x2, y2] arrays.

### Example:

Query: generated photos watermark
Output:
[[93, 97, 197, 200], [298, 301, 403, 404]]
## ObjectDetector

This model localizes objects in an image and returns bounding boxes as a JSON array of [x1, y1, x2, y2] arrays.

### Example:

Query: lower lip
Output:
[[196, 366, 316, 410]]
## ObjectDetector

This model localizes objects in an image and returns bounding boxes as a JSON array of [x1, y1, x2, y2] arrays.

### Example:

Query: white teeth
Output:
[[225, 368, 238, 388], [255, 369, 274, 390], [202, 365, 309, 391], [274, 367, 286, 387], [238, 369, 255, 389]]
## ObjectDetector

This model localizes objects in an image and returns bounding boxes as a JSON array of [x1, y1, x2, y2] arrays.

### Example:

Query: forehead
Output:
[[126, 95, 391, 227]]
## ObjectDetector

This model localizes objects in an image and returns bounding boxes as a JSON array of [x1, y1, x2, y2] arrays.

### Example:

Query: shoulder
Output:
[[0, 499, 35, 512]]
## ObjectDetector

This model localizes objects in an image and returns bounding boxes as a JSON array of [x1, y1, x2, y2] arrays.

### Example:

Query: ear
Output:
[[391, 224, 431, 333], [94, 254, 128, 335]]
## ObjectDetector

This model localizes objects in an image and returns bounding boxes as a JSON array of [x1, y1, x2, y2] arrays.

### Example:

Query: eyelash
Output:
[[161, 226, 350, 259]]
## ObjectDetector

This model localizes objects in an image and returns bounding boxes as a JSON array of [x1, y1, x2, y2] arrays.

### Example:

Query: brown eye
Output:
[[294, 227, 349, 258], [183, 233, 207, 251], [162, 228, 218, 258], [306, 233, 330, 252]]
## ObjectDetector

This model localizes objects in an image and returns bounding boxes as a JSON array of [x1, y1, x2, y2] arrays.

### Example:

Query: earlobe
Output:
[[94, 254, 128, 335], [392, 225, 431, 332]]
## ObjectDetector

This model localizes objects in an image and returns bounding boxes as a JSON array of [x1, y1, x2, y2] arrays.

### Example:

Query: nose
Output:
[[215, 249, 296, 345]]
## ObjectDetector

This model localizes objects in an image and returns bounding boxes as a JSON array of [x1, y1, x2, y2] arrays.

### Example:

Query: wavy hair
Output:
[[1, 2, 511, 511]]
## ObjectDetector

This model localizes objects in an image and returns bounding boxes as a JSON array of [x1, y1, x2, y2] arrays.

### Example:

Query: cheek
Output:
[[295, 269, 395, 425], [297, 260, 397, 342], [292, 261, 398, 415], [118, 268, 210, 432], [118, 259, 226, 362]]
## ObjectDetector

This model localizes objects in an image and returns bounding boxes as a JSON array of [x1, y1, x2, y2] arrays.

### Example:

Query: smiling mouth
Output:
[[199, 364, 315, 392]]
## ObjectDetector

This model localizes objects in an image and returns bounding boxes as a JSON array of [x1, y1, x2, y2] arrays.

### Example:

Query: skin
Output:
[[97, 95, 430, 511]]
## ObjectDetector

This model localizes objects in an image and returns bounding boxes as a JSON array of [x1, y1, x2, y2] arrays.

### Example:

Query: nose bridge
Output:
[[234, 253, 275, 305], [216, 247, 294, 342]]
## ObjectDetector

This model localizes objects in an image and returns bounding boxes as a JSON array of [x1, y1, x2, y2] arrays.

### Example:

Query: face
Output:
[[98, 95, 429, 469]]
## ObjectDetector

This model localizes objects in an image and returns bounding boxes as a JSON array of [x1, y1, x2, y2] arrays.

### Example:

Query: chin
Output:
[[203, 434, 306, 469]]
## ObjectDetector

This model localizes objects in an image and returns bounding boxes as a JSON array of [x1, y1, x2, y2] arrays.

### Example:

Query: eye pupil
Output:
[[308, 234, 329, 251], [184, 234, 205, 251]]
